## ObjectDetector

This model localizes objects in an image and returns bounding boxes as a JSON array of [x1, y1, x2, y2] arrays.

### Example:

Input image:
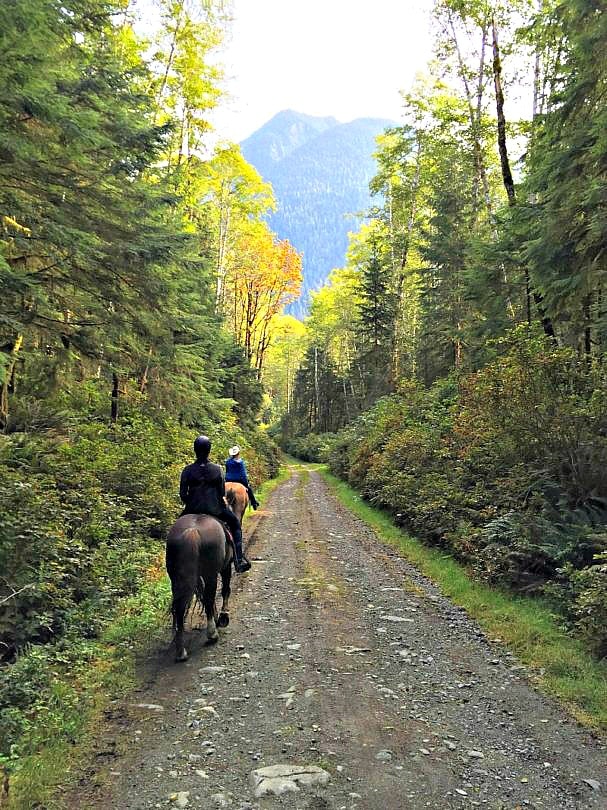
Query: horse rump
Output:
[[225, 481, 248, 523]]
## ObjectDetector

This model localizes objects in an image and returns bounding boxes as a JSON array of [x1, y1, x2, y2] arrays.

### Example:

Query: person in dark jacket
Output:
[[179, 435, 251, 573], [225, 445, 259, 509]]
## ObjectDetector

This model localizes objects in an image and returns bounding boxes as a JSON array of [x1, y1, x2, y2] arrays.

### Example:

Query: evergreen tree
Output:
[[357, 242, 397, 404], [0, 0, 182, 424], [522, 0, 607, 353]]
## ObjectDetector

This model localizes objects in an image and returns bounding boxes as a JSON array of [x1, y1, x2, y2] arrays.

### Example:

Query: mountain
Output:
[[241, 110, 393, 317], [240, 109, 338, 181]]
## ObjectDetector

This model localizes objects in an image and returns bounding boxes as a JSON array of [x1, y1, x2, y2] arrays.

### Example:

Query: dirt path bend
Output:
[[69, 467, 606, 810]]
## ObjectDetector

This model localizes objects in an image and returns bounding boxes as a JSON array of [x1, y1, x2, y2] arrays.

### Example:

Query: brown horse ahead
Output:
[[165, 515, 233, 662], [225, 481, 249, 522]]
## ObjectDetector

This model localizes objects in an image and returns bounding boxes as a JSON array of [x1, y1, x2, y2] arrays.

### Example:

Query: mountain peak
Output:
[[241, 110, 340, 177], [265, 109, 340, 129]]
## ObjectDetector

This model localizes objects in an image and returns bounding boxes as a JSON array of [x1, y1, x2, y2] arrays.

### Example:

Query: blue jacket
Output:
[[225, 457, 249, 487]]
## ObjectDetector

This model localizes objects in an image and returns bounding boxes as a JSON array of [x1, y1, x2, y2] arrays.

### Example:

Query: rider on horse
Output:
[[225, 445, 259, 510], [179, 435, 251, 573]]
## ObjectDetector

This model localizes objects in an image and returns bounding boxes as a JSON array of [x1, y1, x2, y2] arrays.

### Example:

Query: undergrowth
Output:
[[4, 564, 171, 809]]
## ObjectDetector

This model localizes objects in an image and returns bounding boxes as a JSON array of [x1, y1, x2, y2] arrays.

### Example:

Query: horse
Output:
[[225, 481, 249, 522], [165, 514, 234, 662]]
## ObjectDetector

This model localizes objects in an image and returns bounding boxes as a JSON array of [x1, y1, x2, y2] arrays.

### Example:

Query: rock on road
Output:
[[69, 467, 606, 810]]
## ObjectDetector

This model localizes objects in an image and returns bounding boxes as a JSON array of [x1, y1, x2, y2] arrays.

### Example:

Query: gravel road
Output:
[[68, 467, 606, 810]]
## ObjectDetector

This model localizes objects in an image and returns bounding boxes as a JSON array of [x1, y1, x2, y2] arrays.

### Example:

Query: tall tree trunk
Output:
[[491, 15, 556, 340], [111, 372, 120, 423], [216, 196, 230, 312], [154, 2, 183, 119], [449, 11, 516, 318], [0, 334, 23, 431], [492, 17, 516, 207], [527, 3, 543, 328], [394, 133, 422, 380], [449, 12, 492, 217], [314, 347, 320, 427]]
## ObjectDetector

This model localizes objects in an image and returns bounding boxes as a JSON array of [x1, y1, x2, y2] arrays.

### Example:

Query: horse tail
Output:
[[166, 527, 200, 630], [226, 486, 237, 512]]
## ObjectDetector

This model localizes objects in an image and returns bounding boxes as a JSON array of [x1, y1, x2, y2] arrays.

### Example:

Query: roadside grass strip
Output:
[[317, 466, 607, 731], [4, 466, 290, 810]]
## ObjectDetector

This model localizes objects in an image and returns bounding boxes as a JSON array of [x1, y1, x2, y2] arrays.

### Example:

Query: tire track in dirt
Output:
[[66, 467, 606, 810]]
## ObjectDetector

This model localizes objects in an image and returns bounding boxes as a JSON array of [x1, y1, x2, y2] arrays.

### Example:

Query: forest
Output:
[[2, 0, 607, 803], [280, 0, 607, 658]]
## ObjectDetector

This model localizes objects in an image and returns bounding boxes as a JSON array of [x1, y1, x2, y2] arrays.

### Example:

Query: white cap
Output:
[[228, 445, 240, 457]]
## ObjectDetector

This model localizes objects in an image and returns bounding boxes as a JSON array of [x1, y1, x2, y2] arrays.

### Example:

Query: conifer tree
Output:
[[0, 0, 182, 424], [522, 0, 607, 353], [356, 245, 396, 403]]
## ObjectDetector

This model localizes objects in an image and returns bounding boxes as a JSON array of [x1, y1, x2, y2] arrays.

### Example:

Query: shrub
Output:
[[320, 332, 607, 653], [565, 557, 607, 657]]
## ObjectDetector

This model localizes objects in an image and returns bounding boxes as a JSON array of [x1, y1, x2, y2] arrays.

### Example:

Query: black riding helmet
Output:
[[194, 435, 211, 460]]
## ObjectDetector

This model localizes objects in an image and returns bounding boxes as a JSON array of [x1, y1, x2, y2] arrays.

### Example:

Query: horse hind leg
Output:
[[218, 565, 232, 628], [167, 538, 197, 663], [171, 583, 193, 662], [203, 573, 219, 643]]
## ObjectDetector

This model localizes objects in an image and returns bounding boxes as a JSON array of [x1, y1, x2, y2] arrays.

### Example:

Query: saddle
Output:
[[181, 509, 237, 558]]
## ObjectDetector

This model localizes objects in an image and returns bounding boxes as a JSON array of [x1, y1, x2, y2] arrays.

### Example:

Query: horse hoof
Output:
[[206, 633, 219, 645], [175, 649, 188, 662], [217, 612, 230, 628]]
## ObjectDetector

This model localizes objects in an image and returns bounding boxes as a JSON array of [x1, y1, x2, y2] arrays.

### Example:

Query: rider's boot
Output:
[[247, 486, 259, 510], [233, 526, 251, 573]]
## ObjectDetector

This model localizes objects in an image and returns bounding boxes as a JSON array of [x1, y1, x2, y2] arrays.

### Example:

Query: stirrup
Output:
[[235, 556, 251, 573]]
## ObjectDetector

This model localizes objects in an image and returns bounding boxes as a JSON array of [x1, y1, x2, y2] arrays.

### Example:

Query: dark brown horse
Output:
[[225, 481, 249, 522], [165, 514, 233, 662]]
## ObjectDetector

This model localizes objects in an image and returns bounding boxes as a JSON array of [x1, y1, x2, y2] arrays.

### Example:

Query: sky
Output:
[[209, 0, 435, 143]]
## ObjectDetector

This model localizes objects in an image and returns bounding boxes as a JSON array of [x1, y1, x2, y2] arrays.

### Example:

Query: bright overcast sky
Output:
[[210, 0, 435, 142]]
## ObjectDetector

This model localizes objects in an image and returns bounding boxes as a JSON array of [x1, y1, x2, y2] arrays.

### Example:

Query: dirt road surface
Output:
[[68, 467, 606, 810]]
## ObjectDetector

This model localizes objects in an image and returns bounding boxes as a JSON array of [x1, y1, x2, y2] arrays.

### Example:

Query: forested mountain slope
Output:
[[239, 109, 338, 180], [241, 111, 393, 316]]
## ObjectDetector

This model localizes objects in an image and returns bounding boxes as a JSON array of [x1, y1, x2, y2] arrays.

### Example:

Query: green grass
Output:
[[315, 465, 607, 731], [5, 464, 291, 810], [295, 466, 309, 500]]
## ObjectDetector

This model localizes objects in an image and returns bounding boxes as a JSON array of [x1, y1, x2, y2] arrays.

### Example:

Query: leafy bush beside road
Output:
[[320, 335, 607, 655]]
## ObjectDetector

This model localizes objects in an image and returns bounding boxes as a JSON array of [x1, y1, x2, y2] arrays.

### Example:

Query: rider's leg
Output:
[[219, 507, 251, 573], [246, 485, 259, 510]]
